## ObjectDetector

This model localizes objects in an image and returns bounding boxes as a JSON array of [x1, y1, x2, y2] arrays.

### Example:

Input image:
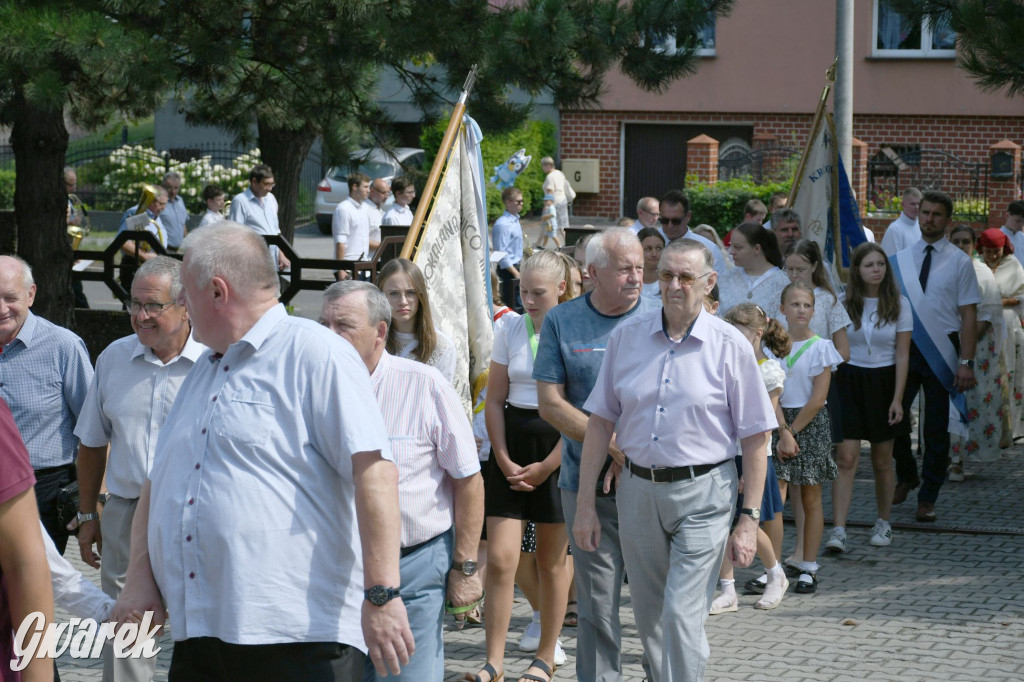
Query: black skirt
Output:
[[484, 404, 564, 523], [835, 363, 900, 443]]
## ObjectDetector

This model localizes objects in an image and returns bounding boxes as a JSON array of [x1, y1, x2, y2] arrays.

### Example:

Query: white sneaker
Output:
[[518, 619, 541, 652], [824, 527, 847, 553], [554, 639, 567, 666], [869, 519, 893, 547], [947, 463, 965, 482]]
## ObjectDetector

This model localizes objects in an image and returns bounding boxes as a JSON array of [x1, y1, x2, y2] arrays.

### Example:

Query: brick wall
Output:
[[561, 111, 1024, 220]]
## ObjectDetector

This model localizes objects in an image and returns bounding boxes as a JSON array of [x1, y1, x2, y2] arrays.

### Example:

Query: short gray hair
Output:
[[0, 255, 33, 288], [635, 196, 657, 215], [660, 238, 714, 272], [323, 280, 392, 328], [585, 228, 640, 269], [162, 171, 182, 184], [180, 222, 279, 296], [771, 208, 801, 230], [135, 256, 183, 301]]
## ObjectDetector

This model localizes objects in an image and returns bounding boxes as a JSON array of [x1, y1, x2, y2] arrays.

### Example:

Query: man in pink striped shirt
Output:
[[320, 281, 484, 682]]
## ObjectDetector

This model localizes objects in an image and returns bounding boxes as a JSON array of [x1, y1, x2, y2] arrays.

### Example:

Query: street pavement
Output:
[[52, 442, 1024, 681], [57, 222, 1024, 680]]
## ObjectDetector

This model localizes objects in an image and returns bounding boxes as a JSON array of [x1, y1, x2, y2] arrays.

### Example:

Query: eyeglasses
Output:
[[509, 199, 524, 204], [657, 270, 711, 286], [384, 289, 420, 302], [129, 301, 176, 316], [658, 217, 684, 226], [640, 207, 660, 217]]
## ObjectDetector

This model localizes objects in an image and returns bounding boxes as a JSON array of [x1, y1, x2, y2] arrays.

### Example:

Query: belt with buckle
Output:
[[625, 456, 726, 483]]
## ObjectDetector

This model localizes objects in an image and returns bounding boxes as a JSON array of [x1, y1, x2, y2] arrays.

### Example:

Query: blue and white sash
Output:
[[892, 250, 969, 434]]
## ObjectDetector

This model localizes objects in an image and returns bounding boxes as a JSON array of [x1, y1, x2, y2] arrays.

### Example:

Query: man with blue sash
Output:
[[890, 190, 980, 523]]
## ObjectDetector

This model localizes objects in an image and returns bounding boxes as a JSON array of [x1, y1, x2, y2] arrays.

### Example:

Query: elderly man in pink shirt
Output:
[[573, 239, 777, 682]]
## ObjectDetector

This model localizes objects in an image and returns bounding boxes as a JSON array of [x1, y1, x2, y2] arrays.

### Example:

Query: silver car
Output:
[[314, 147, 426, 234]]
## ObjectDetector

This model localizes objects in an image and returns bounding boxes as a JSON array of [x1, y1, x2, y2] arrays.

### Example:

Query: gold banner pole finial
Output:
[[400, 65, 480, 260]]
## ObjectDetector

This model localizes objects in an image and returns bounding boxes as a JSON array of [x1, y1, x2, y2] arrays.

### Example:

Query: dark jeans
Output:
[[34, 464, 75, 554], [893, 342, 954, 504], [169, 638, 365, 682]]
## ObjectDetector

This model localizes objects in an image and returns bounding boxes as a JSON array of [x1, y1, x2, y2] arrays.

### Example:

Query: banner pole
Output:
[[789, 59, 837, 202], [401, 66, 479, 260]]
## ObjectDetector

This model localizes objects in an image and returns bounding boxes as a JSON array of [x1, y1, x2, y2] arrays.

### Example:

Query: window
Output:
[[645, 19, 716, 57], [873, 0, 955, 58]]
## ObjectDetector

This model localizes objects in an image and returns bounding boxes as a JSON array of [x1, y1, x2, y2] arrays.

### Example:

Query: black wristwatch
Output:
[[364, 585, 401, 606], [452, 559, 478, 576], [739, 507, 761, 521]]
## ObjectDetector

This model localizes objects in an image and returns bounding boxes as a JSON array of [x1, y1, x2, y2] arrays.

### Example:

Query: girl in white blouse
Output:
[[830, 242, 912, 550]]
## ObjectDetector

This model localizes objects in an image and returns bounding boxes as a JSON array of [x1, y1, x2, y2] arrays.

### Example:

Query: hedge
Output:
[[685, 176, 792, 236], [421, 117, 556, 223], [0, 170, 14, 210]]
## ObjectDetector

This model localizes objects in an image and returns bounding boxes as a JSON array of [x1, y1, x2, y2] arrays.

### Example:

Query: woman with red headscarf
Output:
[[976, 228, 1024, 451]]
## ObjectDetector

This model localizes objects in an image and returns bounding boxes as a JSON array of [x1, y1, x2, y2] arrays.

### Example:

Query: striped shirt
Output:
[[370, 351, 480, 547], [74, 333, 206, 499], [0, 312, 93, 469]]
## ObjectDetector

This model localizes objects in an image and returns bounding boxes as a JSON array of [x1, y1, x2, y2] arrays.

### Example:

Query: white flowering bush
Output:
[[102, 145, 261, 213]]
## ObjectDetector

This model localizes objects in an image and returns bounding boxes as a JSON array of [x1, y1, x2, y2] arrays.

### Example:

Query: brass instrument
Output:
[[67, 226, 85, 249], [135, 183, 162, 216]]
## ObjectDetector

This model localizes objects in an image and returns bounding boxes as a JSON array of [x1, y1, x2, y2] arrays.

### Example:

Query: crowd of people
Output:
[[2, 158, 1022, 682]]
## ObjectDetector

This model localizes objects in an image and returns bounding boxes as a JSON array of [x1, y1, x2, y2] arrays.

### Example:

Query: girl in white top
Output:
[[781, 240, 851, 562], [473, 250, 572, 682], [772, 282, 844, 594], [831, 242, 912, 551], [638, 227, 666, 300], [378, 258, 457, 383], [719, 221, 790, 318]]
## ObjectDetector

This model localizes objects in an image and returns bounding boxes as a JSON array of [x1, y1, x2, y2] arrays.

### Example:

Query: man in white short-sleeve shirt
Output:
[[881, 188, 922, 256], [74, 256, 204, 682], [333, 172, 372, 278], [320, 281, 483, 681], [113, 223, 413, 680], [1000, 200, 1024, 269], [891, 191, 980, 524]]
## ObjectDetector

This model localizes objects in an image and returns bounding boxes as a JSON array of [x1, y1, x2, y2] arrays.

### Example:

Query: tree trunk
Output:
[[10, 93, 73, 328], [257, 121, 315, 243]]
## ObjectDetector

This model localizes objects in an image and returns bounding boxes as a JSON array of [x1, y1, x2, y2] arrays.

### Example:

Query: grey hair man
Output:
[[113, 223, 413, 679], [74, 255, 204, 682], [320, 281, 484, 681], [770, 207, 802, 255], [0, 255, 92, 554], [533, 227, 659, 680], [161, 170, 188, 251], [630, 197, 660, 233]]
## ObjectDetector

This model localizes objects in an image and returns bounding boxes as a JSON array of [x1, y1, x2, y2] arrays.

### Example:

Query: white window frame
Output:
[[872, 0, 955, 58], [646, 18, 716, 58]]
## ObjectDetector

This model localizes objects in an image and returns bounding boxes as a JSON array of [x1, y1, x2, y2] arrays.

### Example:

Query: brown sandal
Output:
[[517, 658, 554, 682], [464, 662, 503, 682]]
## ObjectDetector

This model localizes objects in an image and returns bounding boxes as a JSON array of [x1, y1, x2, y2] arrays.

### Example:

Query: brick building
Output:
[[560, 1, 1024, 233]]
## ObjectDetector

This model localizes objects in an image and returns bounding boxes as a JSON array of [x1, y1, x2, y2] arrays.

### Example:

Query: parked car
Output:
[[314, 147, 426, 235]]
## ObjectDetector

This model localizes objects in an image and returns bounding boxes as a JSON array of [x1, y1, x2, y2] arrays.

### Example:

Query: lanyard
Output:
[[786, 335, 821, 374], [524, 314, 539, 360]]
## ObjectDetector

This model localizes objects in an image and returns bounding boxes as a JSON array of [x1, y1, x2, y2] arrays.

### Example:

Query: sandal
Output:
[[518, 658, 554, 682], [563, 600, 578, 627], [464, 662, 503, 682]]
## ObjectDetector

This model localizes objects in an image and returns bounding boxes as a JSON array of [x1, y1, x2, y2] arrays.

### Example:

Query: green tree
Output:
[[890, 0, 1024, 96], [111, 0, 732, 242], [0, 2, 172, 325]]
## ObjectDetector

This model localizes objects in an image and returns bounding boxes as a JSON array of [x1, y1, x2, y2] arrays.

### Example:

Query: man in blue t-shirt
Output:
[[533, 227, 658, 682]]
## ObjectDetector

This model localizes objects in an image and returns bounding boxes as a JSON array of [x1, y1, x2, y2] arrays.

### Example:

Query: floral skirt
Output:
[[772, 408, 838, 486], [952, 330, 1004, 463]]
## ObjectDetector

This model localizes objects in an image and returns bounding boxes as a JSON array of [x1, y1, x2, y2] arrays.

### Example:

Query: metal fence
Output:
[[0, 142, 326, 224], [717, 146, 802, 184], [867, 148, 989, 221]]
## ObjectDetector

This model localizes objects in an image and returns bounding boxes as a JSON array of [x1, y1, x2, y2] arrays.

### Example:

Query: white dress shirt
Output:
[[382, 203, 413, 227], [363, 199, 383, 247], [147, 304, 392, 650], [898, 238, 981, 334], [332, 197, 371, 260], [881, 213, 920, 256], [74, 333, 206, 499], [1001, 226, 1024, 269], [370, 352, 479, 547]]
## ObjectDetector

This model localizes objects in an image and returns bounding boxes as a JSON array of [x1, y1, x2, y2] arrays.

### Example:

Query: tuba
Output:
[[135, 183, 162, 216], [124, 183, 165, 255]]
